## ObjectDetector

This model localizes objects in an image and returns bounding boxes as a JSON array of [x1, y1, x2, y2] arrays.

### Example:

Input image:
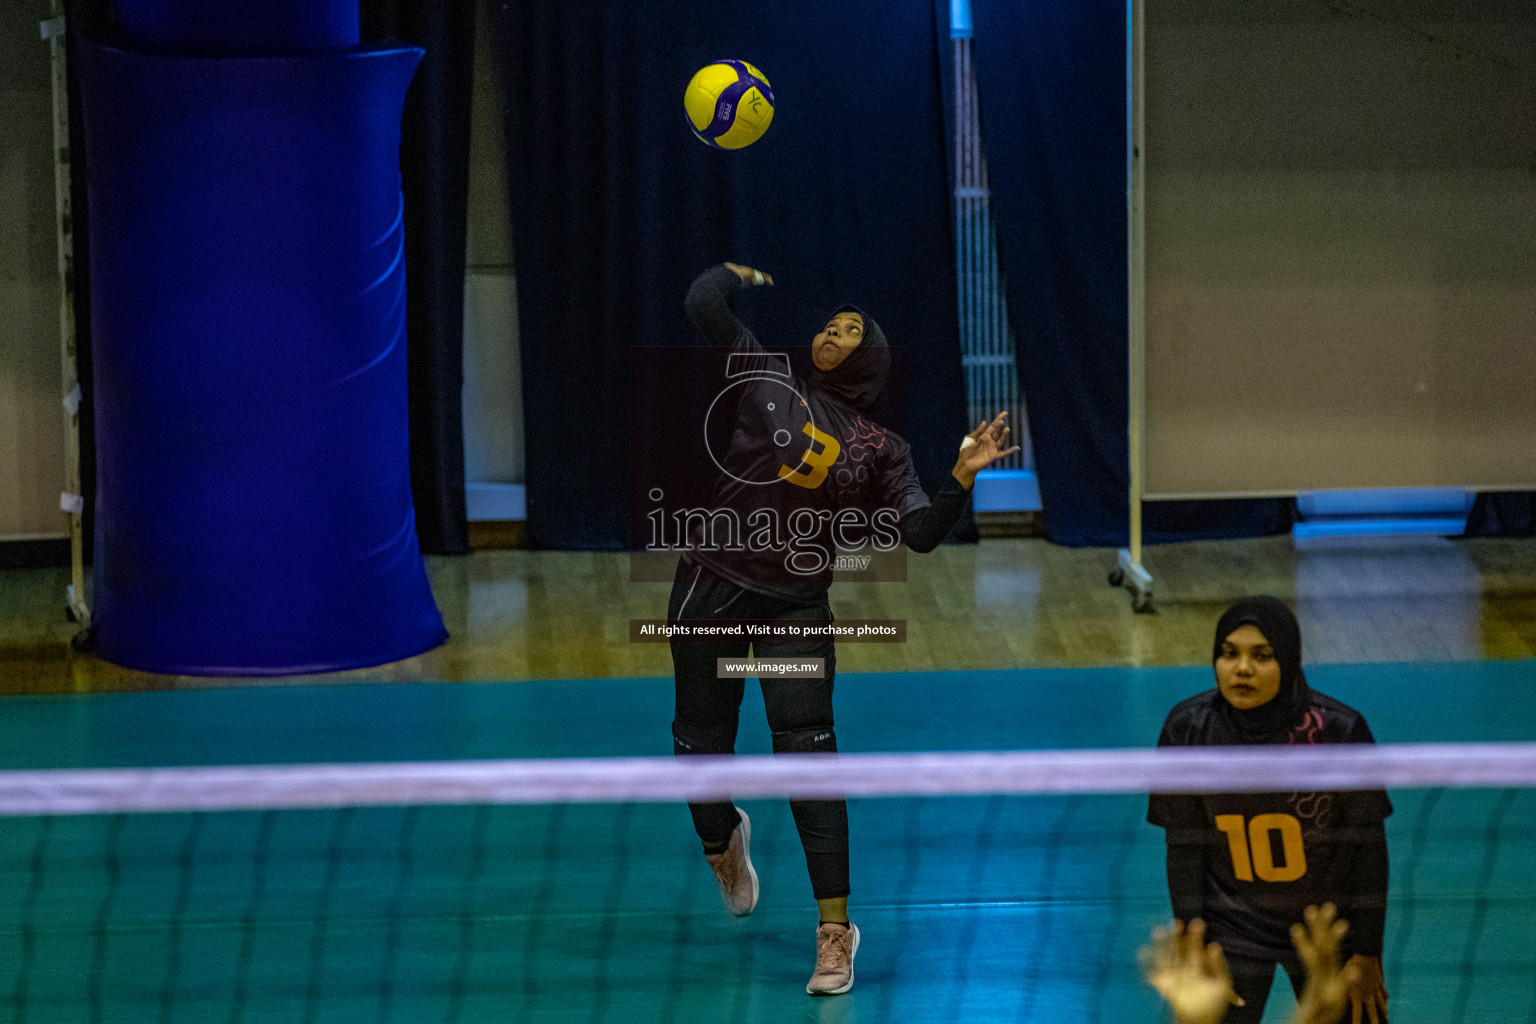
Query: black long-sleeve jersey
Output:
[[681, 265, 969, 604], [1148, 690, 1392, 960]]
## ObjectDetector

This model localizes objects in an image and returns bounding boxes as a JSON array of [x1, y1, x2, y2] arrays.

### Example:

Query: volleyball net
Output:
[[3, 743, 1534, 1023]]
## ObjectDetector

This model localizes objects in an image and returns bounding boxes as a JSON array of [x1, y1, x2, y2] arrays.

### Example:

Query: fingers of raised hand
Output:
[[1142, 927, 1173, 982], [1197, 942, 1243, 1007], [1298, 904, 1346, 962], [963, 414, 1018, 465], [1291, 922, 1313, 966], [1140, 925, 1181, 989], [1352, 961, 1388, 1024], [723, 263, 771, 286], [1183, 919, 1209, 965], [1346, 981, 1384, 1024]]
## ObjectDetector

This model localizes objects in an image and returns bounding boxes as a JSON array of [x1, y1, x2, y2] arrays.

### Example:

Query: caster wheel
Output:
[[1107, 568, 1125, 587], [1132, 593, 1153, 614]]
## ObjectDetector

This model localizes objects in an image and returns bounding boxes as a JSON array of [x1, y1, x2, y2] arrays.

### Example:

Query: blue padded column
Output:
[[115, 0, 360, 53], [77, 25, 446, 674]]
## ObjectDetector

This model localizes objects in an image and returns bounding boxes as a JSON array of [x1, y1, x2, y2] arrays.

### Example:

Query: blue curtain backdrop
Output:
[[497, 0, 971, 550], [970, 0, 1291, 547], [363, 0, 478, 556]]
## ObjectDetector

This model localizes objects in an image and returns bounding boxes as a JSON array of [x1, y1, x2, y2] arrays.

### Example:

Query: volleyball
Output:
[[684, 60, 774, 150]]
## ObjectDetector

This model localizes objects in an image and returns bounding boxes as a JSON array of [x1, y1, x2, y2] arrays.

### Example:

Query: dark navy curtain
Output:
[[362, 0, 476, 556], [497, 0, 970, 549], [970, 0, 1290, 546], [1464, 493, 1536, 537]]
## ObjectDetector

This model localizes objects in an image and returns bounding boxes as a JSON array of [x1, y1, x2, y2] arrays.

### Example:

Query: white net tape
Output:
[[2, 742, 1534, 815]]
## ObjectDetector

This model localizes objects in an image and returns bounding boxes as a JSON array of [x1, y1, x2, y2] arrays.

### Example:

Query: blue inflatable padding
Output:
[[115, 0, 360, 53], [79, 41, 448, 676]]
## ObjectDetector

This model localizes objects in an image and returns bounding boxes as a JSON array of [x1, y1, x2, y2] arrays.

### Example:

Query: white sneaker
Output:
[[806, 921, 859, 995], [703, 810, 759, 916]]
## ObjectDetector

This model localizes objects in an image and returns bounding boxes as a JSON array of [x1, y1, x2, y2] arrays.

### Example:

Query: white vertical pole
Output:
[[43, 7, 90, 629], [1127, 0, 1146, 569], [1113, 0, 1154, 611]]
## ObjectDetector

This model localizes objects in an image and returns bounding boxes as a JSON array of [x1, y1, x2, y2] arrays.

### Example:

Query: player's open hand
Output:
[[1290, 903, 1373, 1024], [951, 411, 1021, 489], [1341, 954, 1387, 1024], [1140, 918, 1244, 1024], [723, 262, 773, 286]]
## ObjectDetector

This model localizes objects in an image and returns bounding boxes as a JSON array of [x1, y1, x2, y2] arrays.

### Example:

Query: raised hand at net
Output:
[[1290, 902, 1384, 1024], [1140, 918, 1244, 1024]]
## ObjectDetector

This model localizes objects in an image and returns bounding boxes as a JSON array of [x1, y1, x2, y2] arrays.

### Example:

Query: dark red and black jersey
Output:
[[1148, 689, 1392, 960], [680, 265, 966, 603]]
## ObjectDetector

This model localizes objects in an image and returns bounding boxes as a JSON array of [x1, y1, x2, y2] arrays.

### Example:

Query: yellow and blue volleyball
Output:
[[684, 60, 774, 150]]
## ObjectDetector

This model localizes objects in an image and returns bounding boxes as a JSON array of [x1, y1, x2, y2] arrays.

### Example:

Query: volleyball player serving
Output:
[[1149, 597, 1392, 1024], [667, 262, 1016, 995]]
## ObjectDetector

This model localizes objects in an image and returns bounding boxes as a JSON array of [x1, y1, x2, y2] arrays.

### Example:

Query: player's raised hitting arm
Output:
[[683, 262, 772, 350], [723, 261, 772, 287], [686, 260, 1019, 553]]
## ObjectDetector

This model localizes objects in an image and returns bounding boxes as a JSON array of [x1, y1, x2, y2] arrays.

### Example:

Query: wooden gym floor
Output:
[[2, 533, 1536, 695]]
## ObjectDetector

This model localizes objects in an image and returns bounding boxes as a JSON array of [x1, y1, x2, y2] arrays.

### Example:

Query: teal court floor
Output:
[[2, 662, 1534, 1023]]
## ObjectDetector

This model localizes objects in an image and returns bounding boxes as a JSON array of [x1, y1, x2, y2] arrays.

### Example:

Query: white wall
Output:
[[461, 0, 524, 518], [1144, 2, 1536, 497]]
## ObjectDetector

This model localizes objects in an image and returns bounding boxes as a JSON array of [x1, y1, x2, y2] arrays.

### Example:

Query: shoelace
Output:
[[711, 854, 739, 893], [816, 928, 851, 972]]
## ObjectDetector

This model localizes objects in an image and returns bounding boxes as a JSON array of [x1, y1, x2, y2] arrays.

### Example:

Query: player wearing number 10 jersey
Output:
[[1149, 597, 1392, 1024]]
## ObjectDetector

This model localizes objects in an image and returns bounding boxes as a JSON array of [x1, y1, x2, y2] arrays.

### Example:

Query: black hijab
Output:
[[805, 303, 889, 415], [1210, 595, 1313, 744]]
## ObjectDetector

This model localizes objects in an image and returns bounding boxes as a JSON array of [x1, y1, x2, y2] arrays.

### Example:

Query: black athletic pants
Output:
[[668, 558, 849, 900]]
